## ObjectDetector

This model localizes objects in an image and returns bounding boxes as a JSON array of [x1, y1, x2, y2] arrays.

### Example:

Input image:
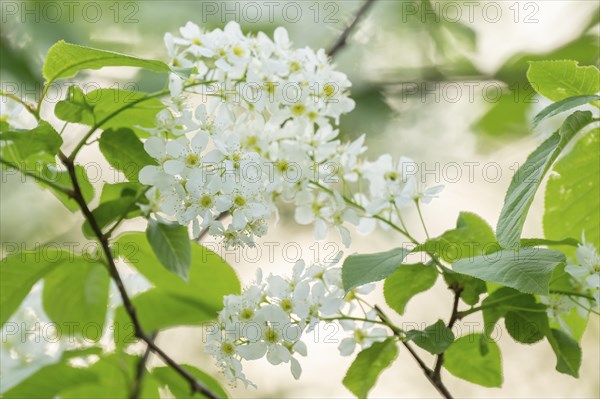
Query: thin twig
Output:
[[327, 0, 377, 57], [374, 305, 454, 399], [197, 211, 230, 242], [432, 286, 462, 382], [130, 332, 158, 399], [58, 152, 219, 399]]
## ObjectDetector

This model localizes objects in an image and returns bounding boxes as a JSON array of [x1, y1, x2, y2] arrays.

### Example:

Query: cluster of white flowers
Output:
[[541, 238, 599, 334], [139, 21, 443, 248], [205, 256, 387, 387]]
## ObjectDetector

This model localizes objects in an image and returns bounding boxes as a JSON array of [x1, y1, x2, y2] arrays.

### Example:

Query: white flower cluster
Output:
[[139, 21, 443, 248], [205, 256, 387, 387], [541, 238, 599, 334]]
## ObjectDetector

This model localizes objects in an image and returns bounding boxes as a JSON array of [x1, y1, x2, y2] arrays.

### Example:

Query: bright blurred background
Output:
[[1, 0, 599, 397]]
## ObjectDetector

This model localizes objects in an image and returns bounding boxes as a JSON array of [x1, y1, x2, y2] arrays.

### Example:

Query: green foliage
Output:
[[0, 122, 63, 159], [43, 259, 110, 341], [527, 61, 600, 102], [112, 233, 240, 344], [99, 128, 157, 182], [342, 248, 410, 292], [146, 219, 192, 280], [55, 86, 165, 136], [59, 353, 156, 398], [452, 248, 565, 295], [443, 334, 503, 388], [1, 250, 64, 326], [342, 338, 398, 399], [496, 111, 595, 248], [81, 183, 143, 239], [405, 320, 454, 355], [481, 287, 535, 341], [417, 212, 497, 262], [442, 270, 487, 306], [547, 329, 582, 377], [2, 361, 98, 398], [544, 129, 600, 257], [43, 40, 170, 84], [47, 164, 95, 212], [383, 263, 437, 315], [532, 95, 600, 128], [504, 306, 548, 344], [151, 365, 230, 398]]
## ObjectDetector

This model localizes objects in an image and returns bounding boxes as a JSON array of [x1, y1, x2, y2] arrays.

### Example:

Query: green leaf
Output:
[[99, 128, 157, 182], [417, 212, 497, 263], [342, 338, 398, 399], [2, 362, 98, 398], [114, 288, 217, 340], [496, 111, 595, 248], [55, 87, 165, 137], [342, 248, 411, 292], [82, 195, 142, 238], [383, 263, 437, 315], [100, 182, 145, 203], [452, 248, 565, 295], [405, 320, 454, 355], [0, 122, 62, 159], [444, 333, 503, 387], [533, 95, 600, 127], [43, 259, 110, 341], [60, 353, 141, 398], [544, 129, 600, 257], [442, 270, 487, 306], [527, 61, 600, 102], [547, 328, 582, 377], [504, 305, 549, 344], [43, 40, 170, 84], [474, 91, 531, 138], [151, 365, 229, 398], [1, 250, 67, 326], [519, 237, 580, 248], [146, 219, 191, 280], [117, 232, 241, 300], [480, 287, 536, 343], [113, 233, 240, 344]]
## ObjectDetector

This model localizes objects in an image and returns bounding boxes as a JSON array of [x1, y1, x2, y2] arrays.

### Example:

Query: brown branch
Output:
[[327, 0, 377, 57], [197, 211, 230, 242], [432, 285, 463, 382], [130, 332, 157, 399], [374, 305, 454, 399], [58, 152, 219, 399]]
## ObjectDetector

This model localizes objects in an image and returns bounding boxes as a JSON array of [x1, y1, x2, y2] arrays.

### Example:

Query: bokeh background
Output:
[[1, 0, 599, 397]]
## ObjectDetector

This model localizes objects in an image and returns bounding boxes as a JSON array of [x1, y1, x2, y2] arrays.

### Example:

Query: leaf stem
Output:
[[0, 91, 40, 121]]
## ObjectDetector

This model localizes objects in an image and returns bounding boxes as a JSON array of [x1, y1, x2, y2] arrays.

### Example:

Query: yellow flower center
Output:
[[291, 104, 305, 116]]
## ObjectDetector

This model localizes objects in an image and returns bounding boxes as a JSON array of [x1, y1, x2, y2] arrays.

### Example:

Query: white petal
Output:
[[290, 357, 302, 380], [338, 337, 356, 356], [163, 160, 185, 175], [237, 342, 267, 360]]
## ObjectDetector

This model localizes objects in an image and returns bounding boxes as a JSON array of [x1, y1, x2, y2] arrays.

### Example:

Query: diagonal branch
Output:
[[130, 332, 157, 399], [374, 305, 454, 399], [432, 285, 463, 382], [58, 152, 219, 399], [327, 0, 378, 57]]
